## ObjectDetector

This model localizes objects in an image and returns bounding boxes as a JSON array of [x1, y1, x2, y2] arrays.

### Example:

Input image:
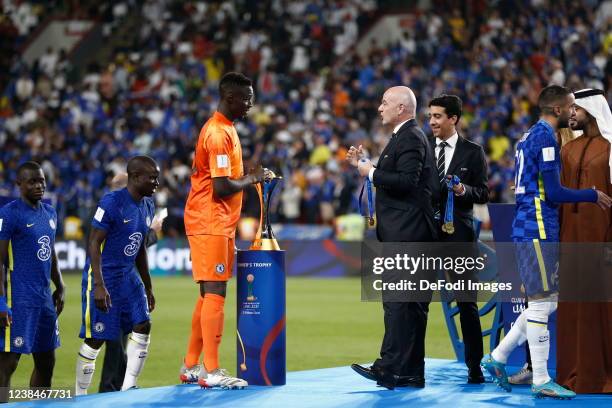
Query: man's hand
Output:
[[145, 288, 155, 313], [443, 175, 465, 196], [0, 311, 11, 327], [248, 166, 266, 184], [453, 184, 465, 195], [94, 283, 112, 312], [358, 159, 373, 178], [446, 175, 466, 196], [52, 286, 65, 316], [346, 145, 364, 167], [595, 190, 612, 210], [0, 292, 12, 327], [248, 167, 275, 184]]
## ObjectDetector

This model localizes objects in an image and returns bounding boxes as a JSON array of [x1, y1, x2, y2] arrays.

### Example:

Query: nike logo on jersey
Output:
[[26, 223, 34, 228], [124, 219, 132, 224]]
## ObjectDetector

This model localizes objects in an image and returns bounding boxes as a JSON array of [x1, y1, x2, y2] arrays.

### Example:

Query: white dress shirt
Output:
[[436, 132, 465, 196], [435, 132, 458, 175], [392, 119, 411, 135]]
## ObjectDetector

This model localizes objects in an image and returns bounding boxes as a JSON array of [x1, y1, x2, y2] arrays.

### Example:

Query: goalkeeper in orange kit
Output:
[[180, 72, 270, 389]]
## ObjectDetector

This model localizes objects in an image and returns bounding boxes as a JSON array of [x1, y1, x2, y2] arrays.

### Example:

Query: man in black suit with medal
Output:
[[428, 94, 489, 384], [347, 86, 437, 389]]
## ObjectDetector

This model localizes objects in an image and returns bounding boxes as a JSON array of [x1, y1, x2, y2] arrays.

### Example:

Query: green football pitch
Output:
[[9, 275, 493, 391]]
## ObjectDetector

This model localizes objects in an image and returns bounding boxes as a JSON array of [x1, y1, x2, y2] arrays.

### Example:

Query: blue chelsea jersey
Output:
[[85, 188, 155, 280], [512, 120, 561, 241], [0, 199, 57, 306]]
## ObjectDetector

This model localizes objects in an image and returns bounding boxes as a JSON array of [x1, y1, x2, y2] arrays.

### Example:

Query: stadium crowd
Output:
[[1, 0, 612, 237]]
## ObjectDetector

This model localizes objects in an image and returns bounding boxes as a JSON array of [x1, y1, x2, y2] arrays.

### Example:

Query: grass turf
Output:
[[8, 275, 492, 391]]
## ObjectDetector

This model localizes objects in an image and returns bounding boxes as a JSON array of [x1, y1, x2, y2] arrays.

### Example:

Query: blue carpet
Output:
[[9, 359, 610, 407]]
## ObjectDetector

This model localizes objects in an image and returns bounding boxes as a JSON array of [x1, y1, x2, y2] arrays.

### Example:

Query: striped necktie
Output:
[[437, 141, 448, 186]]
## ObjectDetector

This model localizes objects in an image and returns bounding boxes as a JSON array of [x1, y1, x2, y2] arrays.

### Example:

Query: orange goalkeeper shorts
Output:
[[187, 234, 235, 282]]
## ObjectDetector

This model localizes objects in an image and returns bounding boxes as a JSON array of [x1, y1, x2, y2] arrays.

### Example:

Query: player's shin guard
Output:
[[75, 343, 101, 396], [121, 332, 150, 390], [525, 298, 557, 386]]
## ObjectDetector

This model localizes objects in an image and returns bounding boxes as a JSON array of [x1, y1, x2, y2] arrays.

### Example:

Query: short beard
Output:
[[570, 122, 584, 131]]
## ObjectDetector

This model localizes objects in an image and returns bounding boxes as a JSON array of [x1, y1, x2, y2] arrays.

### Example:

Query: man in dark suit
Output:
[[347, 86, 437, 389], [428, 94, 489, 383]]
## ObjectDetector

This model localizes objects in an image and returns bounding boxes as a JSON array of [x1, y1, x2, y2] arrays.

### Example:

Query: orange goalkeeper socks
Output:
[[201, 293, 225, 372], [184, 296, 204, 368]]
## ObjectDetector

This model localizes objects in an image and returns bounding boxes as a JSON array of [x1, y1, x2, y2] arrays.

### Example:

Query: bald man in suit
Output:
[[348, 86, 437, 389]]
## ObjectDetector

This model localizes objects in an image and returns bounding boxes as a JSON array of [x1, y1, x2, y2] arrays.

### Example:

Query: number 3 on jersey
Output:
[[37, 235, 52, 261], [124, 232, 143, 257], [515, 149, 525, 195]]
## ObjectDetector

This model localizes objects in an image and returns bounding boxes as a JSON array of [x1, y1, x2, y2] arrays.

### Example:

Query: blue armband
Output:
[[542, 169, 597, 203]]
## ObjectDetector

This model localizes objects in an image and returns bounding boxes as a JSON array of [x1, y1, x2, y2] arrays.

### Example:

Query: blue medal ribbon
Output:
[[442, 175, 461, 234], [359, 176, 375, 226], [366, 177, 374, 226]]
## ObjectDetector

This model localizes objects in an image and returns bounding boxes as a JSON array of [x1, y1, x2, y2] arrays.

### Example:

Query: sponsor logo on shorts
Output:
[[94, 322, 105, 333], [216, 263, 225, 274], [13, 337, 24, 347]]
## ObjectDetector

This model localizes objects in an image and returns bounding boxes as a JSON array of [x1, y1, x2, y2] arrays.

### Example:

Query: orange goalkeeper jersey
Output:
[[184, 111, 244, 238]]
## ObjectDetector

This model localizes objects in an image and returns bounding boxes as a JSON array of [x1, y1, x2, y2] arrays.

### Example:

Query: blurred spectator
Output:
[[280, 173, 303, 224], [1, 0, 611, 239]]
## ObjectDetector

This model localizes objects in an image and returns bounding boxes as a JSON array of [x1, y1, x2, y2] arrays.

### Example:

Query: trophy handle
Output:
[[249, 177, 282, 251], [254, 183, 264, 239], [262, 179, 281, 239]]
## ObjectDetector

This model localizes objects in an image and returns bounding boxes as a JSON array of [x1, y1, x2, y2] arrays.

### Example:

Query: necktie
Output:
[[437, 141, 448, 186]]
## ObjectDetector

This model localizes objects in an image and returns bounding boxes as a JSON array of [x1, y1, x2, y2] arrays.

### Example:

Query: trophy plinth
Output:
[[249, 176, 282, 251], [238, 171, 286, 386]]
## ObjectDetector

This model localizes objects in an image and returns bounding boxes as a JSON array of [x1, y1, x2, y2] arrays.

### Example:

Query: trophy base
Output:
[[249, 238, 281, 251]]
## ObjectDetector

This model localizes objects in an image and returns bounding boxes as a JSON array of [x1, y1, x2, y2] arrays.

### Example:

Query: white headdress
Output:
[[574, 89, 612, 183]]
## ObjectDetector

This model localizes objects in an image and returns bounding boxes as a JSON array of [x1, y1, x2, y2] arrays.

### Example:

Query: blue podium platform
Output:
[[9, 359, 610, 407]]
